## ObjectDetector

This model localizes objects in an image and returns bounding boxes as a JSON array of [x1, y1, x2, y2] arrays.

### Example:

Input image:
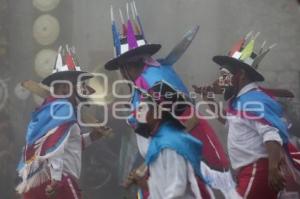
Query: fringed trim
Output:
[[16, 125, 72, 194], [16, 164, 50, 194]]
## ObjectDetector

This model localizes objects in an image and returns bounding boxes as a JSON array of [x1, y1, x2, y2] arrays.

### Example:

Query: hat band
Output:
[[120, 39, 146, 55], [53, 65, 81, 73], [232, 51, 254, 66]]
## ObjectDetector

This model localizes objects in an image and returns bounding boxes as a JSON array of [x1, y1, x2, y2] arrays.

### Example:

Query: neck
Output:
[[236, 80, 252, 95]]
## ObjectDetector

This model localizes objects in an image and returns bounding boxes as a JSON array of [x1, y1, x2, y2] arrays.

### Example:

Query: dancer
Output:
[[16, 46, 110, 199], [106, 3, 237, 198], [193, 32, 300, 198], [133, 81, 207, 198]]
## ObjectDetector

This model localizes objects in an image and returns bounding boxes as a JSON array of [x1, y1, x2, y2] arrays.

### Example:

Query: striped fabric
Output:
[[137, 188, 143, 199]]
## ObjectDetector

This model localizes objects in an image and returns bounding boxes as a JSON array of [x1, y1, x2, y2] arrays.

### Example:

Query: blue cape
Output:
[[26, 98, 76, 145], [17, 98, 77, 172], [230, 90, 289, 143], [145, 120, 204, 179]]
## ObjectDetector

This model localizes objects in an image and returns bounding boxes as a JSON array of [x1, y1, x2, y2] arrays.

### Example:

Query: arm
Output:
[[255, 122, 286, 191], [265, 141, 286, 191], [82, 125, 113, 149]]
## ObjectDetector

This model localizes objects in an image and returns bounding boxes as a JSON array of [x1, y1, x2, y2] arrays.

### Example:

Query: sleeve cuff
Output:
[[82, 133, 92, 148], [255, 121, 283, 145], [263, 131, 283, 145]]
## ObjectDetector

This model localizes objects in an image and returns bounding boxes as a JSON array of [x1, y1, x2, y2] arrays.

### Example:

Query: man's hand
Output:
[[45, 180, 59, 199], [123, 170, 148, 190], [265, 141, 286, 191], [268, 163, 286, 191], [123, 170, 137, 188], [193, 80, 223, 100], [192, 85, 215, 101], [193, 83, 227, 124], [90, 126, 112, 141]]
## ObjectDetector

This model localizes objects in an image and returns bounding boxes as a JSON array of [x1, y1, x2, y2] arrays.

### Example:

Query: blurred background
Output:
[[0, 0, 300, 198]]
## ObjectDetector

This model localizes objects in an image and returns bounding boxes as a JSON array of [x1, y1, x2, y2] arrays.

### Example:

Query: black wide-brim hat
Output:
[[104, 44, 161, 71], [41, 71, 94, 86], [213, 55, 264, 82]]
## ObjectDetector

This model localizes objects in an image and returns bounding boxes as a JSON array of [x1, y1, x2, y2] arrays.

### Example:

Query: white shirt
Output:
[[136, 134, 150, 158], [48, 123, 92, 180], [135, 129, 240, 198], [148, 149, 203, 199], [135, 129, 240, 199], [226, 83, 283, 170]]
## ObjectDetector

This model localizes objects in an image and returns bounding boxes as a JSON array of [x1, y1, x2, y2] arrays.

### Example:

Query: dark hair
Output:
[[244, 70, 256, 82], [161, 112, 185, 130]]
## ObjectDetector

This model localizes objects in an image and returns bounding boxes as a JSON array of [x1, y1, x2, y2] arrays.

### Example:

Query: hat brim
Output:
[[213, 55, 264, 82], [104, 44, 161, 71], [41, 71, 94, 86]]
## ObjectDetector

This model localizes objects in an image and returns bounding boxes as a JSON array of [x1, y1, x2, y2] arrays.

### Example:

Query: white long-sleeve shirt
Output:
[[148, 149, 203, 199], [135, 132, 239, 199], [48, 123, 92, 181], [226, 83, 283, 170], [147, 149, 241, 199]]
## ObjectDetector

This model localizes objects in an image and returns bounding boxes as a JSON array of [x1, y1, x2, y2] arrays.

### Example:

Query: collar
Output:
[[237, 82, 259, 97]]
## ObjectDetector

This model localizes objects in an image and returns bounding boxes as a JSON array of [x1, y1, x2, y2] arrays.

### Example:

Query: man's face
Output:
[[53, 80, 94, 106], [76, 81, 95, 96], [53, 82, 72, 96], [217, 67, 241, 100], [135, 100, 161, 135], [218, 68, 234, 89], [119, 58, 145, 81], [136, 101, 152, 123], [218, 67, 250, 100]]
